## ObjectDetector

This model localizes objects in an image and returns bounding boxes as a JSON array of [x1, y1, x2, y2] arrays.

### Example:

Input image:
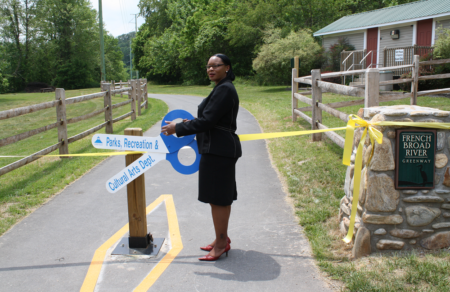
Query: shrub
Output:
[[398, 28, 450, 92], [431, 26, 450, 89], [434, 27, 450, 59], [252, 29, 323, 85], [324, 38, 355, 72], [0, 73, 8, 93]]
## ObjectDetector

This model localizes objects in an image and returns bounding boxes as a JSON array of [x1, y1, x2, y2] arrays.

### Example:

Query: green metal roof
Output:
[[314, 0, 450, 36]]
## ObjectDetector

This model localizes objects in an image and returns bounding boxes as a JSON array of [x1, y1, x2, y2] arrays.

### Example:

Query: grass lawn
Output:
[[149, 82, 450, 292], [0, 89, 168, 235]]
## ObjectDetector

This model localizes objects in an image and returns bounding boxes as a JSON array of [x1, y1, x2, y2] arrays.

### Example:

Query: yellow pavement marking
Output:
[[134, 195, 183, 291], [80, 194, 182, 292]]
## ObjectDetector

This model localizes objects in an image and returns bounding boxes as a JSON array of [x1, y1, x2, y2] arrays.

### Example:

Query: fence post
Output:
[[144, 78, 148, 109], [128, 80, 131, 99], [291, 68, 298, 122], [311, 69, 322, 141], [124, 127, 150, 248], [55, 88, 69, 157], [136, 79, 142, 116], [364, 68, 380, 118], [104, 83, 113, 134], [112, 80, 115, 96], [411, 55, 419, 105], [130, 80, 136, 121], [120, 80, 123, 98]]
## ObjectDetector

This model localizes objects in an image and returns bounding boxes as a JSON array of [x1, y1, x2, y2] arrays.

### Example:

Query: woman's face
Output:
[[206, 56, 230, 84]]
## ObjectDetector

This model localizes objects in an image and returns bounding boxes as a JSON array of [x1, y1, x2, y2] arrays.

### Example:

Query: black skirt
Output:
[[198, 153, 238, 206]]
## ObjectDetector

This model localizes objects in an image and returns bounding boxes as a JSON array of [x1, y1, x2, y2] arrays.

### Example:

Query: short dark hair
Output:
[[213, 53, 235, 81]]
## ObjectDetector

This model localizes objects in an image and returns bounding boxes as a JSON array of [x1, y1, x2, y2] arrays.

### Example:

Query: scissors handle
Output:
[[160, 109, 196, 153], [166, 139, 201, 175], [161, 109, 201, 175]]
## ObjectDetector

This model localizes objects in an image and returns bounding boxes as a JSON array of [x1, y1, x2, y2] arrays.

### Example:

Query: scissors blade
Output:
[[105, 152, 166, 194], [92, 134, 169, 153]]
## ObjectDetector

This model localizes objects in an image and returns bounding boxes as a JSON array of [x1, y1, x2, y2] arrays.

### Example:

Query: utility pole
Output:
[[130, 39, 132, 79], [99, 0, 106, 81], [131, 13, 139, 79]]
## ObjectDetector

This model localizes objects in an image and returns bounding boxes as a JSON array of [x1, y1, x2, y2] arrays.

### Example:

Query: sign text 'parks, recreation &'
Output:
[[91, 134, 169, 153]]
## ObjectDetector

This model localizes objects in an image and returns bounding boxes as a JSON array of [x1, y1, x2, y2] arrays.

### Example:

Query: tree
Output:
[[0, 0, 37, 91], [38, 0, 99, 89], [252, 29, 323, 85], [0, 0, 128, 91], [132, 0, 422, 85], [117, 31, 135, 71], [104, 34, 128, 82]]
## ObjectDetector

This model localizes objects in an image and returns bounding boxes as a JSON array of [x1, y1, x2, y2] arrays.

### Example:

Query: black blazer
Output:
[[175, 78, 242, 158]]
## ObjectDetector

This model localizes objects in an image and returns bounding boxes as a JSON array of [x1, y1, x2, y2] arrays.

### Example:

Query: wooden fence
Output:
[[0, 78, 148, 177], [292, 55, 450, 148]]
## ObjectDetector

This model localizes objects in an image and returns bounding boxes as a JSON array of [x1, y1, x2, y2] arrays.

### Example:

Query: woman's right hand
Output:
[[183, 119, 190, 122]]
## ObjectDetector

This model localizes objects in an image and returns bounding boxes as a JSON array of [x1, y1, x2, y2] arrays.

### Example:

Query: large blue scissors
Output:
[[91, 110, 201, 193]]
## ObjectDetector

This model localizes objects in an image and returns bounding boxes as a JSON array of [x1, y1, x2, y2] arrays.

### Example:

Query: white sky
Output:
[[89, 0, 146, 37]]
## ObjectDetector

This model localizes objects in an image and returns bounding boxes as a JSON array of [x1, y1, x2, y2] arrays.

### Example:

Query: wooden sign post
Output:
[[110, 127, 165, 256], [125, 127, 150, 248]]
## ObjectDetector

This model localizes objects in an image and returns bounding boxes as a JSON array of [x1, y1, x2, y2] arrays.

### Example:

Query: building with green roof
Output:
[[313, 0, 450, 70]]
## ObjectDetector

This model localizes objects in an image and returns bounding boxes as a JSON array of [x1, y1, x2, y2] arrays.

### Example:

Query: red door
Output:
[[417, 19, 432, 47], [366, 28, 378, 68]]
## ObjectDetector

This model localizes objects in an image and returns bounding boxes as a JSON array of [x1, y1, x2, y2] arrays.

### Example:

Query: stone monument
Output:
[[339, 105, 450, 258]]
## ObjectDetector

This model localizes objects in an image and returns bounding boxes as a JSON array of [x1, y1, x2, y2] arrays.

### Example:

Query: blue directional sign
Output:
[[92, 109, 202, 193]]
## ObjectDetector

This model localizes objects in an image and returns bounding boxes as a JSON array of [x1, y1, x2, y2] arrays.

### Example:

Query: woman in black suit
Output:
[[161, 54, 241, 261]]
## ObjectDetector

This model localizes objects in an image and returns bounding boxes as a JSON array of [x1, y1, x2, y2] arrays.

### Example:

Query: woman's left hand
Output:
[[161, 121, 176, 136]]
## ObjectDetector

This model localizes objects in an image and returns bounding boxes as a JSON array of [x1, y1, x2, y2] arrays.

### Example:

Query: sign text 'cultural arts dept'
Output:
[[395, 129, 436, 189]]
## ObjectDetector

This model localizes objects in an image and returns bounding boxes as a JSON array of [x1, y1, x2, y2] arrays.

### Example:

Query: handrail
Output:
[[347, 64, 355, 71], [360, 51, 373, 64], [342, 52, 354, 64]]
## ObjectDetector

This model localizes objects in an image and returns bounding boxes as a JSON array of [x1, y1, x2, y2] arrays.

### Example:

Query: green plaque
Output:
[[395, 129, 436, 189]]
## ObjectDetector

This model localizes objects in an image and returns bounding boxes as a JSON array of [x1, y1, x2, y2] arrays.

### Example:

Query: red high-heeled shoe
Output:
[[198, 243, 230, 261], [200, 237, 231, 251]]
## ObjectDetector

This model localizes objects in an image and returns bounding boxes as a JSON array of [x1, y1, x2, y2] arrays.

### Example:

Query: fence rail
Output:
[[0, 78, 148, 177], [292, 55, 450, 149], [0, 100, 59, 120], [65, 92, 106, 105]]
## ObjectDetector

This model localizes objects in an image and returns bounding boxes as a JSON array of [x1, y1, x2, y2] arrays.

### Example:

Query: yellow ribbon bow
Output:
[[342, 114, 383, 243]]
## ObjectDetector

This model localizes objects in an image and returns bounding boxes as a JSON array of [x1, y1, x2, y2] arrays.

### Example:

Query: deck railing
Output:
[[383, 45, 434, 76]]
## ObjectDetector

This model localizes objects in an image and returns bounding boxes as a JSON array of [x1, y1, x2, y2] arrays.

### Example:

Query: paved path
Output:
[[0, 94, 334, 292]]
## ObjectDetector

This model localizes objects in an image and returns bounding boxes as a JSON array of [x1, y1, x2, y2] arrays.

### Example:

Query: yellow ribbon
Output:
[[341, 115, 383, 243], [0, 151, 147, 158], [3, 116, 450, 244], [238, 127, 346, 141]]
